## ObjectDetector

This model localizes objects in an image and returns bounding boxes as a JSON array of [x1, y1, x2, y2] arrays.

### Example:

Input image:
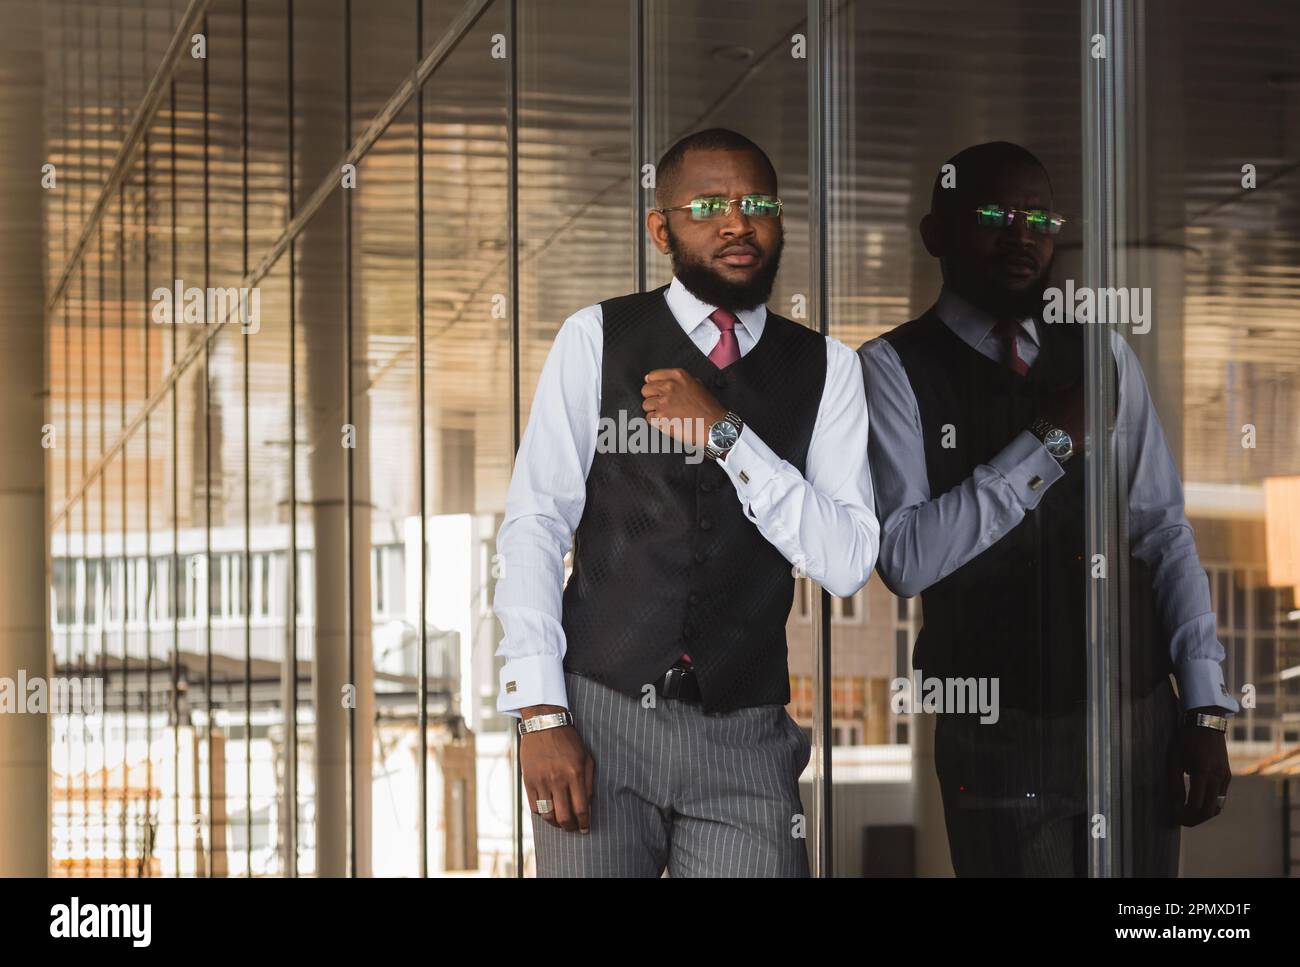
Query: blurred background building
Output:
[[0, 0, 1297, 877]]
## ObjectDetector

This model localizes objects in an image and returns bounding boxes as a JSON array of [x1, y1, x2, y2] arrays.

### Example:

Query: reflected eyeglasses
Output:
[[657, 194, 784, 220], [973, 204, 1066, 235]]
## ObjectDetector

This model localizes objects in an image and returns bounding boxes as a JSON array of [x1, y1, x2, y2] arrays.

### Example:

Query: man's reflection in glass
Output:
[[859, 142, 1237, 876]]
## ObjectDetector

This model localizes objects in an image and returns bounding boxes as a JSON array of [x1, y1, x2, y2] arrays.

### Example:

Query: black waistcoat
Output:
[[882, 310, 1169, 713], [560, 285, 827, 713]]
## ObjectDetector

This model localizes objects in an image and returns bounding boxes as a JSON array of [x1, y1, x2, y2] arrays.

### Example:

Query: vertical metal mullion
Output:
[[806, 0, 832, 879], [1081, 0, 1123, 879], [286, 0, 300, 881], [630, 0, 646, 293], [57, 0, 67, 878], [202, 14, 214, 878], [240, 0, 253, 880], [97, 5, 109, 877], [506, 0, 523, 879], [416, 0, 429, 880], [118, 181, 128, 880], [75, 4, 88, 870], [118, 8, 130, 880], [142, 78, 154, 877], [59, 0, 71, 875], [343, 0, 357, 879], [169, 78, 180, 879]]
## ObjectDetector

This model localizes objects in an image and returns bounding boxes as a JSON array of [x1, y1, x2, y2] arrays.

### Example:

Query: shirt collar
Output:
[[666, 275, 767, 340], [934, 285, 1039, 353]]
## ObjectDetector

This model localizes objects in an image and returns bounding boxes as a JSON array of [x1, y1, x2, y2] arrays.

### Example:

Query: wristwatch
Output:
[[517, 710, 574, 736], [1029, 417, 1074, 464], [704, 411, 744, 461], [1184, 711, 1229, 732]]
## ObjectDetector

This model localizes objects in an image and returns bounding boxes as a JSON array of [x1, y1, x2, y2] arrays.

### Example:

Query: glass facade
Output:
[[31, 0, 1299, 877]]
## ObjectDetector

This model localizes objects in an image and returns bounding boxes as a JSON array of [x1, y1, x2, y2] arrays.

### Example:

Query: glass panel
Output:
[[507, 0, 632, 876], [1102, 0, 1297, 876], [824, 0, 1090, 877], [243, 0, 294, 880], [421, 0, 510, 877]]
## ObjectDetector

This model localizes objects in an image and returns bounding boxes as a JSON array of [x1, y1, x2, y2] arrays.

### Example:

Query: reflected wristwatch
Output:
[[1029, 417, 1074, 464]]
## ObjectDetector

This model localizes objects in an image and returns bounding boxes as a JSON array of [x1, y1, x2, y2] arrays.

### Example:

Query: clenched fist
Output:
[[641, 368, 727, 446]]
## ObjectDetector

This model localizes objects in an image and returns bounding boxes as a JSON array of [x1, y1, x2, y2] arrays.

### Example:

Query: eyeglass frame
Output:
[[972, 204, 1067, 234], [655, 193, 785, 220]]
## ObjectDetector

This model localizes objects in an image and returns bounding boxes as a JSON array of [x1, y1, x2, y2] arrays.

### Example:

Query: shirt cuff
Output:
[[988, 430, 1066, 510], [1173, 659, 1240, 715], [497, 654, 569, 718], [718, 424, 781, 514]]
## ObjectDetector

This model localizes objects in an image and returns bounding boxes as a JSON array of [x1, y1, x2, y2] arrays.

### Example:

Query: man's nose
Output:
[[1001, 216, 1037, 247], [718, 209, 755, 237]]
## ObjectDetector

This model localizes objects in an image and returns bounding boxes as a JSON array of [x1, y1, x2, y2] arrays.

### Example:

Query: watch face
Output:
[[1043, 427, 1072, 459], [709, 419, 739, 451]]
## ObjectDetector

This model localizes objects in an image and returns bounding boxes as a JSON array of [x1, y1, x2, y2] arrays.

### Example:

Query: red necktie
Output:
[[707, 308, 741, 369], [993, 318, 1030, 376]]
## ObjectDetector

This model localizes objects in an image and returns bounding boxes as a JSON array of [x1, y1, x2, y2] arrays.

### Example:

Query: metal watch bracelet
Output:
[[1185, 711, 1229, 732], [517, 710, 573, 736]]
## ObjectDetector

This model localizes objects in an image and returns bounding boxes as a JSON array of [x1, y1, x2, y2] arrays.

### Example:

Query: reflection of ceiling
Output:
[[38, 0, 1300, 533]]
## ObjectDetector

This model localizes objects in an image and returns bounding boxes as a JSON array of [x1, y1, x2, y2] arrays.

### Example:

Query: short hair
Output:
[[654, 128, 778, 208], [929, 141, 1053, 223]]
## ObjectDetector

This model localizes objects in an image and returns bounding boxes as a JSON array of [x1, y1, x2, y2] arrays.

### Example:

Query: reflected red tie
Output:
[[993, 318, 1030, 376], [707, 308, 741, 369]]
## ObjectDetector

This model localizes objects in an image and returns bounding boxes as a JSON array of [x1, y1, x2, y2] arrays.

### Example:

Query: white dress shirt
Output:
[[859, 286, 1239, 714], [494, 276, 880, 715]]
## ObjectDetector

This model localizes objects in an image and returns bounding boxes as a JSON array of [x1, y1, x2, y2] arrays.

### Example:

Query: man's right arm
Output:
[[858, 336, 1066, 598], [493, 306, 603, 717]]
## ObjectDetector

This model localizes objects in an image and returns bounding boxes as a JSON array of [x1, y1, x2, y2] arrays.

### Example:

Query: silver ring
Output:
[[536, 799, 553, 815]]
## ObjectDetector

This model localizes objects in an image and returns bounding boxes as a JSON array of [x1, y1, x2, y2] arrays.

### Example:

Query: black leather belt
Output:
[[658, 660, 702, 702]]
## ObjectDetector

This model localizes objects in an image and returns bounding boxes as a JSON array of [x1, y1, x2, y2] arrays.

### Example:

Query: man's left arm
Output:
[[642, 338, 879, 598], [717, 339, 880, 597], [1115, 331, 1236, 825], [1116, 331, 1239, 715]]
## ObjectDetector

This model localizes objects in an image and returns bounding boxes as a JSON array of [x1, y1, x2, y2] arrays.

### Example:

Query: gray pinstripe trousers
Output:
[[532, 672, 813, 877]]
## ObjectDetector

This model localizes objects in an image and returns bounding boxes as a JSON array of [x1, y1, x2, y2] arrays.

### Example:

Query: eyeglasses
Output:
[[657, 194, 784, 220], [973, 204, 1066, 235]]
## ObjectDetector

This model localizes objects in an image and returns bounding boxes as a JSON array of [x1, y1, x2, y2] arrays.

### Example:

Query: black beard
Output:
[[665, 225, 783, 312], [943, 253, 1054, 321]]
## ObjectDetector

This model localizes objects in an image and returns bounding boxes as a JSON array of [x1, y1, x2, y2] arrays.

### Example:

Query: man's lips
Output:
[[999, 256, 1039, 277], [717, 247, 760, 267]]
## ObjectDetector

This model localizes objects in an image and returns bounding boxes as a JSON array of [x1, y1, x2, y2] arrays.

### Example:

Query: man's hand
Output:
[[641, 368, 727, 446], [520, 704, 595, 834], [1174, 707, 1232, 827]]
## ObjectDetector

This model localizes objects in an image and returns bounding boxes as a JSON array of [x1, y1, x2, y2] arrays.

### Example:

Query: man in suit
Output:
[[860, 141, 1237, 875], [494, 128, 879, 876]]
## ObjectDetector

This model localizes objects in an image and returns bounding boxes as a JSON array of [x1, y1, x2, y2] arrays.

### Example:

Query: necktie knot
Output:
[[707, 309, 741, 369], [710, 308, 738, 332], [993, 318, 1030, 376]]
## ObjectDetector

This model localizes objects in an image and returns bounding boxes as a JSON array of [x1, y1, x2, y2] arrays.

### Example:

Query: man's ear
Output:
[[646, 209, 671, 255], [919, 212, 945, 258]]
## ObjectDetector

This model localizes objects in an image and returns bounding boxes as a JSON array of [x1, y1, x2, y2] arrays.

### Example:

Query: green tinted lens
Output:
[[689, 197, 728, 219], [1024, 210, 1058, 234], [975, 205, 1010, 227], [740, 195, 782, 218]]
